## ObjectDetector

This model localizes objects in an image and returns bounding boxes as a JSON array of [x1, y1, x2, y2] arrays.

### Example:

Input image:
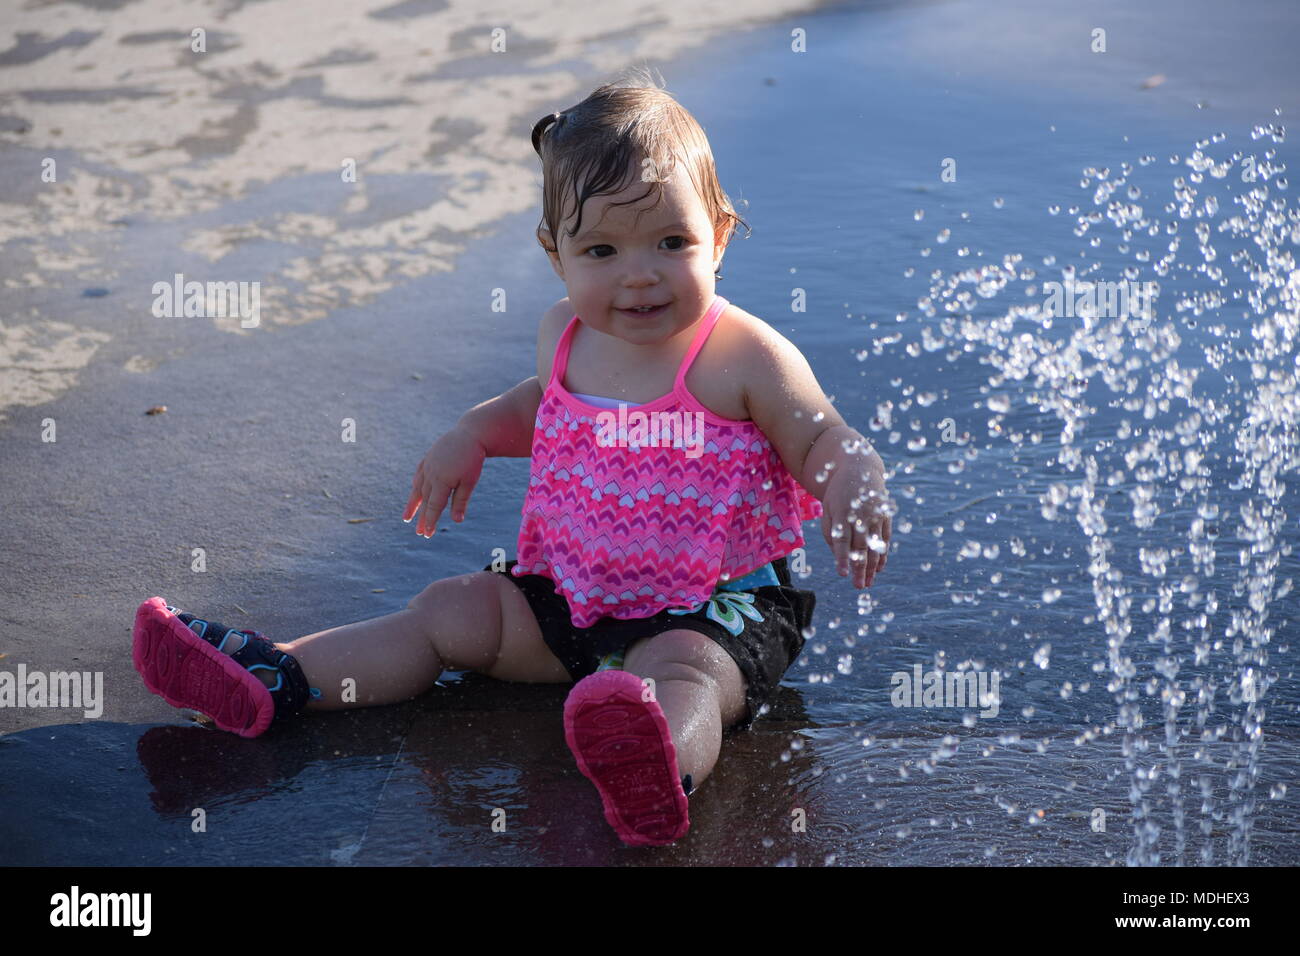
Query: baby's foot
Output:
[[564, 670, 691, 846], [167, 606, 279, 688], [134, 597, 282, 737], [135, 597, 319, 737]]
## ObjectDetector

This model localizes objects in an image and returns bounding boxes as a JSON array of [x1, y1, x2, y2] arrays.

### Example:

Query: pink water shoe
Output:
[[563, 669, 692, 847]]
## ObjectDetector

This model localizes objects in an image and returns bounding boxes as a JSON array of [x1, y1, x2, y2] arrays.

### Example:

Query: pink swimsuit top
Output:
[[512, 293, 824, 627]]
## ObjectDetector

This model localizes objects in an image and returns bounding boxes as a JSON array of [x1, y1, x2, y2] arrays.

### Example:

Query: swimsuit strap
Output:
[[551, 312, 577, 388], [551, 294, 730, 392], [673, 294, 729, 391]]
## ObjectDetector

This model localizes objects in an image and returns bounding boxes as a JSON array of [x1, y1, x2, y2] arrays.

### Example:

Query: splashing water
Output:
[[877, 117, 1296, 865]]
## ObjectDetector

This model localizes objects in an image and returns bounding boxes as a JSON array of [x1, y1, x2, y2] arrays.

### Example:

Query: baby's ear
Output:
[[712, 241, 728, 275], [713, 223, 732, 261], [538, 228, 565, 279]]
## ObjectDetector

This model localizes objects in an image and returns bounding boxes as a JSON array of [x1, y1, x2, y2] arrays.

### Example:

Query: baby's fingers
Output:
[[415, 480, 452, 538], [837, 526, 860, 580], [449, 478, 477, 523], [851, 520, 875, 588], [403, 461, 427, 522], [823, 510, 849, 577], [864, 529, 887, 580], [874, 515, 892, 575], [402, 486, 423, 523]]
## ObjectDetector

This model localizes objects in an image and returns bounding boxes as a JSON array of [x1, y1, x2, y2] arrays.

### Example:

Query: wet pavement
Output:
[[2, 0, 1298, 866]]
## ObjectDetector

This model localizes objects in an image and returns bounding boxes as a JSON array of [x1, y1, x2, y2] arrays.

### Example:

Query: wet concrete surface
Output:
[[3, 684, 833, 866], [3, 0, 1299, 865]]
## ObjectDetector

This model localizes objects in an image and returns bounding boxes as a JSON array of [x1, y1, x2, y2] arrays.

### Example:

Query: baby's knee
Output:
[[626, 630, 741, 693], [406, 571, 492, 616]]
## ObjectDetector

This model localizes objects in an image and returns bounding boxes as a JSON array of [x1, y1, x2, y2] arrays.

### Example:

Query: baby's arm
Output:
[[403, 305, 560, 535], [453, 298, 567, 457], [404, 388, 530, 535], [457, 377, 543, 459], [740, 323, 891, 590]]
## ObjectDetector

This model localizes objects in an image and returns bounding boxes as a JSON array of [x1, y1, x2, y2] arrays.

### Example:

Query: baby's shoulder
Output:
[[714, 302, 786, 353], [687, 303, 792, 421], [708, 302, 799, 385], [704, 303, 817, 421]]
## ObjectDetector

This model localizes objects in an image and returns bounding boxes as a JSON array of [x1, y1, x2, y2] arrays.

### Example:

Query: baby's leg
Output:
[[280, 571, 569, 711], [621, 630, 748, 788]]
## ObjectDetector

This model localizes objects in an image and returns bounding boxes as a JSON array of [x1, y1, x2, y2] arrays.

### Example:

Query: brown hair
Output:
[[530, 66, 749, 272]]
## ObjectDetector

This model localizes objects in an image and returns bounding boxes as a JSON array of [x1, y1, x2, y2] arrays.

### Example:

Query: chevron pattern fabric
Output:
[[512, 385, 823, 628]]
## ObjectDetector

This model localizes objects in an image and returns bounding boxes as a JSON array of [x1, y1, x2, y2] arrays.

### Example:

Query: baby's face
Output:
[[546, 157, 724, 349]]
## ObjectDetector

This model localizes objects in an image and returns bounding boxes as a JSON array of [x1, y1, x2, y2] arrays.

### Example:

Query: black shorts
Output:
[[483, 555, 817, 731]]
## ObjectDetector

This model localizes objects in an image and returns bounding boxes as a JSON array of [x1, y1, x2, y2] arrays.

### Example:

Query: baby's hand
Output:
[[820, 454, 892, 589], [403, 426, 487, 538]]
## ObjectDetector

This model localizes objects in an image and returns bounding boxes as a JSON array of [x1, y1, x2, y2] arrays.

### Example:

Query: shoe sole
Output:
[[132, 596, 274, 738], [563, 669, 689, 847]]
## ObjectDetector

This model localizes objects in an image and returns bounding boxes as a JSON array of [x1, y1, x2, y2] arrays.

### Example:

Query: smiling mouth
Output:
[[619, 303, 669, 316]]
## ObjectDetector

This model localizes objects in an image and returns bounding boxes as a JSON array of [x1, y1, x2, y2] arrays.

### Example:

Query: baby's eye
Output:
[[584, 236, 688, 258]]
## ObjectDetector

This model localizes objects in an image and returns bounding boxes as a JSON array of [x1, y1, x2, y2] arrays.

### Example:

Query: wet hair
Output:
[[530, 66, 749, 270]]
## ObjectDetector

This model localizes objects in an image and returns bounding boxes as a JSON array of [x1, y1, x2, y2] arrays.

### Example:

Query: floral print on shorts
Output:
[[665, 590, 765, 637]]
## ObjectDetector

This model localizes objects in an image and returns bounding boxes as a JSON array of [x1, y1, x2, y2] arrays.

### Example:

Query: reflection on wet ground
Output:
[[2, 678, 830, 866], [9, 683, 1293, 865]]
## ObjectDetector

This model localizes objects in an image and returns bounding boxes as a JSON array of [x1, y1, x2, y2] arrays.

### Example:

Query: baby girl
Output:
[[133, 72, 891, 848]]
